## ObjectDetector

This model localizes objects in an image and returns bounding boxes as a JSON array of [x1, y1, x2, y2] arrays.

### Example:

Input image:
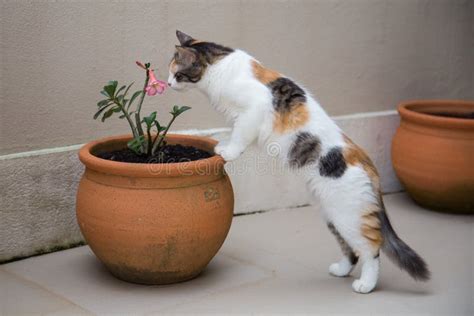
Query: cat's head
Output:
[[167, 30, 233, 91]]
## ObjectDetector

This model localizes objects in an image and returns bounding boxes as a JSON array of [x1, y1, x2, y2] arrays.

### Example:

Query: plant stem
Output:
[[146, 126, 152, 156], [135, 70, 150, 151], [151, 130, 160, 150], [151, 115, 177, 156], [114, 99, 138, 138]]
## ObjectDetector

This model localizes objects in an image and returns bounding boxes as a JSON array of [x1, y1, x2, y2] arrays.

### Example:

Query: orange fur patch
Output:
[[344, 137, 384, 252], [361, 207, 383, 251], [252, 60, 280, 84], [344, 135, 384, 252], [343, 135, 380, 191], [169, 59, 178, 74], [273, 103, 310, 133]]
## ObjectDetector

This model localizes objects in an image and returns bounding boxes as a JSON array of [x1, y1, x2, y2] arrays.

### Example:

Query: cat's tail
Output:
[[378, 206, 431, 281]]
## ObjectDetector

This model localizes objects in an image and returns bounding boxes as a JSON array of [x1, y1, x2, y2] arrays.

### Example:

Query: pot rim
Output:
[[397, 99, 474, 130], [78, 134, 224, 178]]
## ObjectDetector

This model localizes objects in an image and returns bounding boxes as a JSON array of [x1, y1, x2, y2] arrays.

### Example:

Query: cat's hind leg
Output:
[[352, 253, 380, 294], [350, 208, 383, 293], [327, 223, 358, 277], [326, 207, 382, 293]]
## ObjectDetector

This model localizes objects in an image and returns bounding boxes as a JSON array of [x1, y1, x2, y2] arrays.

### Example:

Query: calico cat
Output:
[[168, 30, 430, 293]]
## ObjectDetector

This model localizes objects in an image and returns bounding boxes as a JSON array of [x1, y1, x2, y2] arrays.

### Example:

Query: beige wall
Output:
[[1, 0, 472, 154]]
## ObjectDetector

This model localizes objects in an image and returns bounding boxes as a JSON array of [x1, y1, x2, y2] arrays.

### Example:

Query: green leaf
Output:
[[108, 80, 118, 88], [115, 85, 126, 96], [116, 95, 124, 104], [171, 105, 192, 116], [97, 100, 109, 107], [127, 136, 146, 154], [142, 111, 157, 127], [93, 104, 113, 120], [103, 86, 114, 98], [127, 91, 142, 110], [121, 82, 134, 108], [122, 82, 134, 97], [97, 103, 113, 112], [180, 105, 192, 112], [103, 81, 118, 97], [100, 90, 109, 98], [101, 105, 120, 122], [155, 120, 166, 132], [101, 107, 116, 122]]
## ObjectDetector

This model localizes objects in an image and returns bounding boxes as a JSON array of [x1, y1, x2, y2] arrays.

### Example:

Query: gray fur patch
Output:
[[268, 77, 306, 113], [190, 42, 234, 64], [288, 132, 321, 168], [328, 223, 358, 265]]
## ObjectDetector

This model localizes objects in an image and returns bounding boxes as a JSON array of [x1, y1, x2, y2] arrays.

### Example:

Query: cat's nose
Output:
[[167, 82, 172, 87]]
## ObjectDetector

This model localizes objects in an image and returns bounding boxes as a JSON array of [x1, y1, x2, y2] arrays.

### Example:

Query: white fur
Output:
[[170, 49, 380, 293], [329, 256, 356, 277]]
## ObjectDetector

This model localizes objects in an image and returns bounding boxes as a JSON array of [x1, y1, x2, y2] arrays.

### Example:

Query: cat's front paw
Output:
[[329, 262, 351, 277], [214, 141, 227, 155], [215, 144, 242, 161]]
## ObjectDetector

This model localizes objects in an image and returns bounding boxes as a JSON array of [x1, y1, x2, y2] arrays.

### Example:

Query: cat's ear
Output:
[[176, 30, 194, 45], [175, 46, 197, 64]]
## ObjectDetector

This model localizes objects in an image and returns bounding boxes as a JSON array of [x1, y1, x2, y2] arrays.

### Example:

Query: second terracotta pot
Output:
[[392, 100, 474, 214]]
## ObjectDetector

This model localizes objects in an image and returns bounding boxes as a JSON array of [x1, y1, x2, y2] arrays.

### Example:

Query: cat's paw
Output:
[[329, 262, 352, 277], [352, 279, 376, 294], [215, 144, 242, 161], [214, 141, 228, 154]]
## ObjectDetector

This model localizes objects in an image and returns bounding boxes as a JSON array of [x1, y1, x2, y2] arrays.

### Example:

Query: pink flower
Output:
[[145, 69, 167, 96]]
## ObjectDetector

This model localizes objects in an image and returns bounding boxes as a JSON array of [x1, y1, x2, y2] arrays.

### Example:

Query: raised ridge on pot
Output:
[[78, 134, 225, 178], [398, 100, 474, 131]]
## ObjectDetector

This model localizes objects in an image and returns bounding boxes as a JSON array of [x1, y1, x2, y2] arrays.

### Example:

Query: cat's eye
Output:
[[175, 73, 184, 81]]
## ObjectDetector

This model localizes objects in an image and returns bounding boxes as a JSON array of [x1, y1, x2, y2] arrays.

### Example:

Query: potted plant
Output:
[[391, 100, 474, 214], [76, 61, 234, 284]]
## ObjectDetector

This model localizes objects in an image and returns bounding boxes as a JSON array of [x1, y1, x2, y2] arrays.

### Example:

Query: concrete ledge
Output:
[[0, 110, 401, 262]]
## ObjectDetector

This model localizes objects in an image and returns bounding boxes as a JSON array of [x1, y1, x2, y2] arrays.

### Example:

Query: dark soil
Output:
[[96, 144, 213, 164], [426, 111, 474, 120]]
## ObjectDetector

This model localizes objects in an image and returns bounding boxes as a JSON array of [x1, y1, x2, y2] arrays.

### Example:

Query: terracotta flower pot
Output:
[[392, 100, 474, 214], [76, 134, 234, 284]]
